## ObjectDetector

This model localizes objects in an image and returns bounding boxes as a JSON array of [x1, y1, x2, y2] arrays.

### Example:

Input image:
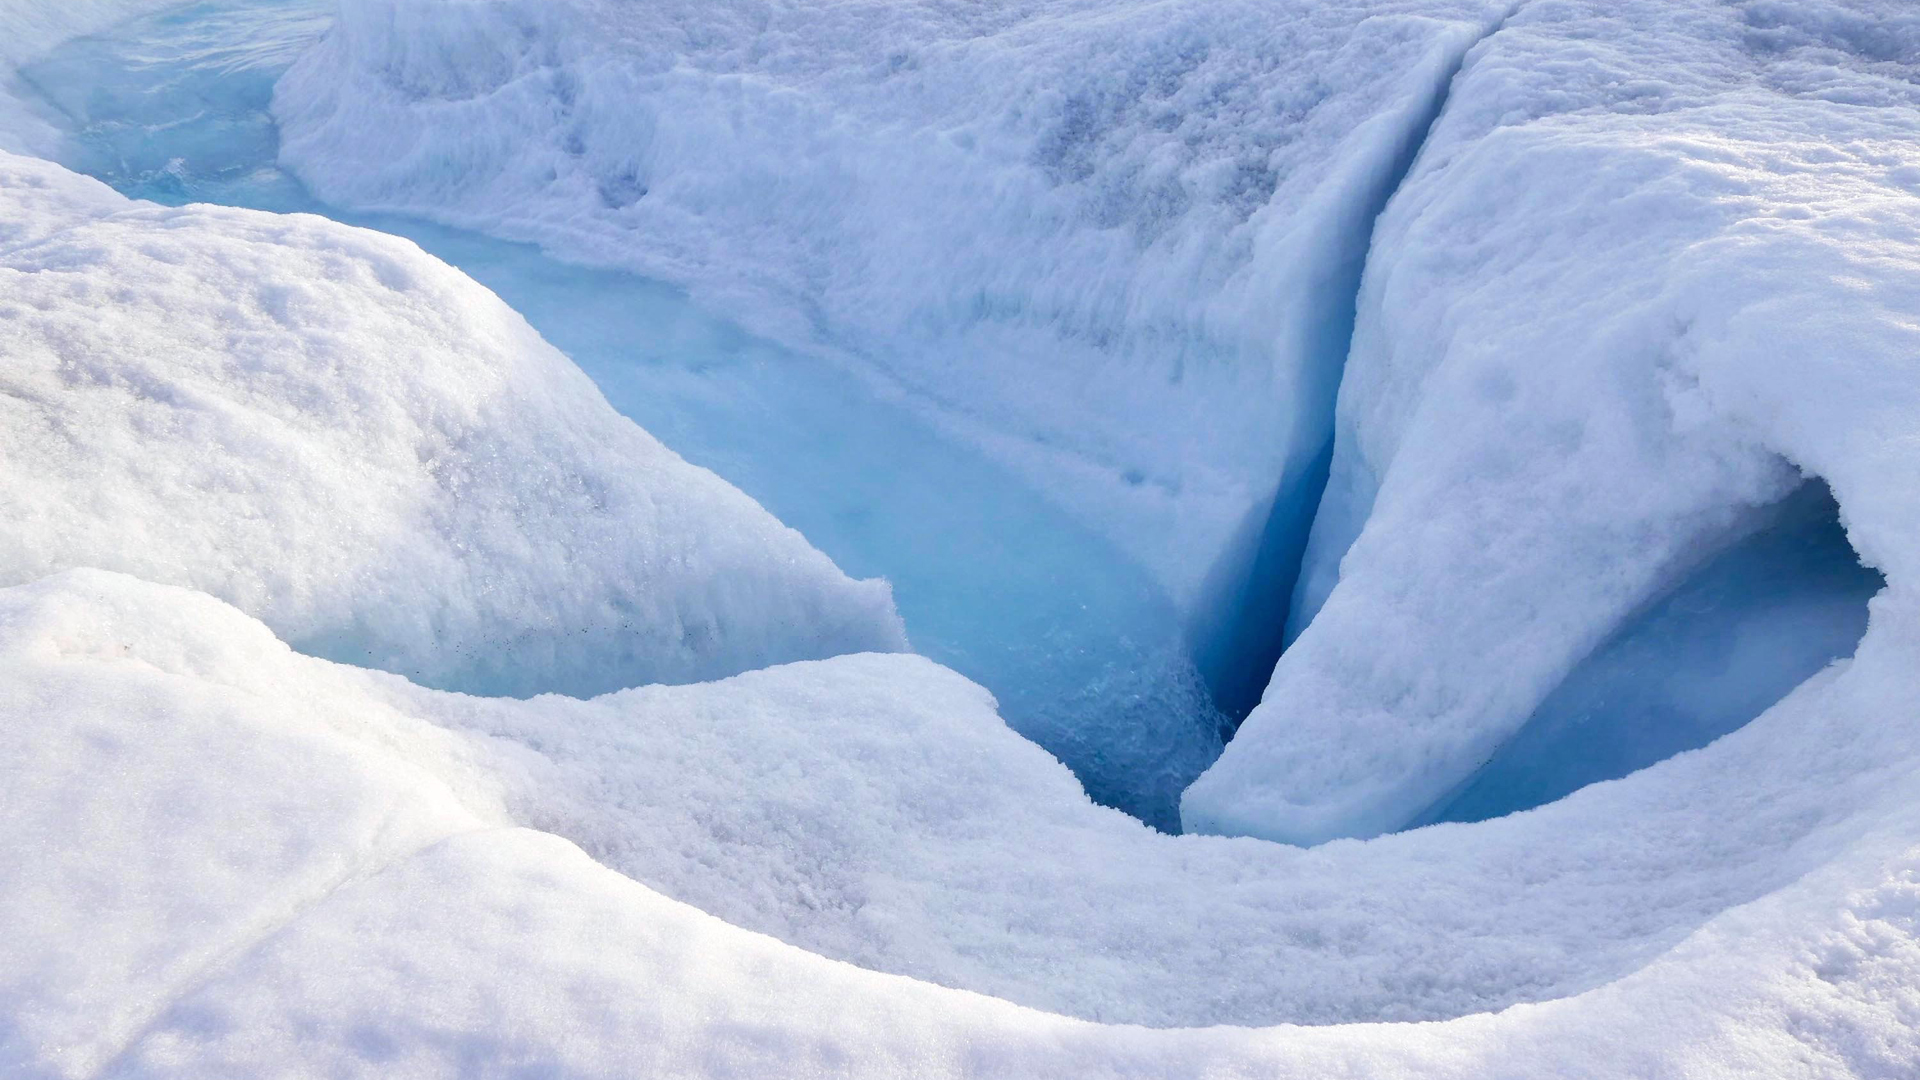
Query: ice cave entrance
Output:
[[1406, 480, 1883, 828], [17, 0, 1884, 839]]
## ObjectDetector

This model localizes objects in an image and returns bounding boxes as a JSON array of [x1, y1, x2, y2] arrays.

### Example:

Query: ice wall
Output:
[[271, 0, 1510, 646], [1187, 0, 1920, 843], [0, 150, 905, 698]]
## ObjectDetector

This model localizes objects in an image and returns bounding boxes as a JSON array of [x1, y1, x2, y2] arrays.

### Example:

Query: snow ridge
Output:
[[1188, 0, 1920, 844], [0, 149, 907, 700]]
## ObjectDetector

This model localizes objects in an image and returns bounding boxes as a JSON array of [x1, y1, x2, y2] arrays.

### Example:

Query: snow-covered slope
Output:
[[6, 568, 1918, 1075], [0, 150, 905, 697], [1186, 0, 1920, 843]]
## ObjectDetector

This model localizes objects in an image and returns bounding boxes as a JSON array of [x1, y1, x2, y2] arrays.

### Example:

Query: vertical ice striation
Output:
[[1186, 0, 1920, 844]]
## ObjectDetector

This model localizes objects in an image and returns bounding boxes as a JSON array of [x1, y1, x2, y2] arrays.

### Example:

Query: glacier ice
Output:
[[3, 0, 1920, 1075], [5, 561, 1919, 1072], [1185, 0, 1920, 844], [1412, 480, 1883, 827], [0, 0, 192, 153]]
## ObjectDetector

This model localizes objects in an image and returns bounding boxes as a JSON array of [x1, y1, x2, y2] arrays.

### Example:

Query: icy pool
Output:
[[12, 0, 1224, 829]]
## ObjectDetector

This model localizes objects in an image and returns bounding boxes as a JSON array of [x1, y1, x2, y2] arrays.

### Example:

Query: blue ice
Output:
[[1410, 481, 1883, 828]]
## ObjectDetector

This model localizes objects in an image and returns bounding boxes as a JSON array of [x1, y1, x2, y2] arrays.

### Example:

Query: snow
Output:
[[5, 565, 1920, 1075], [0, 148, 906, 698], [1415, 481, 1882, 827], [4, 0, 1920, 1075], [91, 829, 1920, 1078], [1185, 0, 1920, 844]]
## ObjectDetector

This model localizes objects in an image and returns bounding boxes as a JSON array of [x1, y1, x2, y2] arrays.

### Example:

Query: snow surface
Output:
[[1188, 0, 1920, 844], [6, 567, 1919, 1075], [4, 0, 1920, 1075], [0, 148, 905, 697]]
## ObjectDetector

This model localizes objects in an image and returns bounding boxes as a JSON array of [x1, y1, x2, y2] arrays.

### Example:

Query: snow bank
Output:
[[1188, 0, 1920, 842], [4, 568, 1918, 1075], [271, 0, 1509, 635], [0, 150, 905, 697]]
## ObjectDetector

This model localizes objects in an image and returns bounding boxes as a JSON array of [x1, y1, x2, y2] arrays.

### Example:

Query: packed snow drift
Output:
[[4, 0, 1920, 1076], [0, 147, 904, 698]]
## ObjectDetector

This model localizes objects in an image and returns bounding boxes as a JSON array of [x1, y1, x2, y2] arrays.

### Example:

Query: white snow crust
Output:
[[5, 568, 1919, 1076], [0, 150, 905, 697]]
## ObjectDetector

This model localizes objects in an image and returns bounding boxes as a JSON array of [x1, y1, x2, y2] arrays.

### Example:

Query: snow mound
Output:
[[1186, 0, 1920, 844], [0, 151, 905, 697], [4, 568, 1918, 1075]]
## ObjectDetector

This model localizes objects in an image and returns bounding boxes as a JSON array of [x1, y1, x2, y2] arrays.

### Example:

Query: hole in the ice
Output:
[[1190, 436, 1334, 728], [1405, 478, 1883, 830]]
